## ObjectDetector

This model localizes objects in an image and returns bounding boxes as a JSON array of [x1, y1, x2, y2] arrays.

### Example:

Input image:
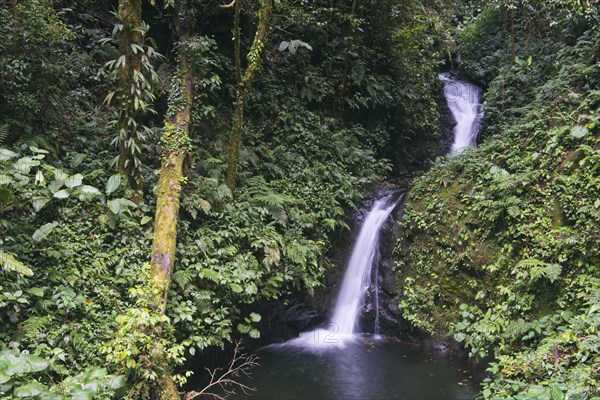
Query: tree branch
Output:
[[184, 341, 259, 400]]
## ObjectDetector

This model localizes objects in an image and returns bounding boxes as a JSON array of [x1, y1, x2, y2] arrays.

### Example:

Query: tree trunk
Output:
[[148, 42, 194, 400], [234, 0, 242, 85], [225, 0, 273, 192], [510, 5, 516, 63], [12, 0, 20, 49], [117, 0, 144, 203]]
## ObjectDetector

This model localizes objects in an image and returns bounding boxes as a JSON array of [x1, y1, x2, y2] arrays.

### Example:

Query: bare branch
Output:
[[184, 341, 259, 400]]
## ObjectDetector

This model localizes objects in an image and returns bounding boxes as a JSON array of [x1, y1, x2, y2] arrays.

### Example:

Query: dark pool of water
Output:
[[232, 335, 479, 400]]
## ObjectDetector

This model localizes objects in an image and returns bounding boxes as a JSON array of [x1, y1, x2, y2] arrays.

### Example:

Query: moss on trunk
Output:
[[147, 44, 194, 400], [225, 0, 273, 192]]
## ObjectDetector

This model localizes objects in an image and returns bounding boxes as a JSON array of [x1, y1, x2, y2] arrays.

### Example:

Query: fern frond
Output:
[[0, 124, 8, 146], [254, 192, 295, 208], [173, 268, 196, 289]]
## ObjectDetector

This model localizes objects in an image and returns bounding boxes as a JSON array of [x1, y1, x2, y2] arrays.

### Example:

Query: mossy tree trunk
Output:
[[148, 58, 192, 400], [147, 6, 196, 398], [117, 0, 144, 203], [225, 0, 273, 192]]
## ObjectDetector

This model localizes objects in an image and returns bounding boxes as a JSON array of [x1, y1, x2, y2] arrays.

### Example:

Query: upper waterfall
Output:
[[439, 72, 484, 154]]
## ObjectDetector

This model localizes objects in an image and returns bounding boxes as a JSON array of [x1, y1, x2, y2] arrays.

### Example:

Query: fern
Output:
[[254, 192, 295, 208], [0, 124, 8, 146], [173, 268, 196, 289], [263, 245, 281, 269]]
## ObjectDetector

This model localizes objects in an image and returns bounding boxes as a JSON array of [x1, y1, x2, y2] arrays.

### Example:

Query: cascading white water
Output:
[[329, 195, 400, 335], [439, 72, 484, 154], [288, 193, 403, 348]]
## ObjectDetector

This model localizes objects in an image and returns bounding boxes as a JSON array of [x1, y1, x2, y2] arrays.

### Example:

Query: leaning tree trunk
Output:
[[225, 0, 273, 192], [148, 41, 194, 400], [117, 0, 144, 203]]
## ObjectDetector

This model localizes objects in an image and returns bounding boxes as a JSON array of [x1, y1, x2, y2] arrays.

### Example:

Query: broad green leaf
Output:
[[571, 126, 589, 138], [32, 197, 50, 212], [24, 355, 49, 373], [13, 157, 40, 174], [551, 384, 564, 400], [278, 41, 289, 52], [490, 165, 509, 176], [0, 251, 33, 276], [250, 312, 262, 322], [83, 367, 108, 381], [106, 174, 121, 194], [79, 185, 100, 195], [249, 329, 260, 339], [26, 287, 44, 297], [29, 146, 49, 154], [69, 388, 94, 400], [454, 332, 466, 342], [140, 216, 152, 225], [48, 180, 64, 193], [0, 188, 13, 202], [108, 199, 121, 214], [53, 189, 70, 199], [119, 198, 137, 209], [0, 174, 12, 185], [32, 222, 59, 242], [65, 174, 83, 189], [35, 170, 45, 185], [230, 283, 243, 293], [70, 153, 86, 168], [107, 375, 126, 390], [13, 381, 48, 398], [0, 148, 18, 161], [54, 169, 69, 182]]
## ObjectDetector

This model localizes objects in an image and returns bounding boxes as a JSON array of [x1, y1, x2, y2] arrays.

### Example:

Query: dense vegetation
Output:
[[2, 0, 599, 399], [0, 0, 455, 398], [396, 1, 600, 398]]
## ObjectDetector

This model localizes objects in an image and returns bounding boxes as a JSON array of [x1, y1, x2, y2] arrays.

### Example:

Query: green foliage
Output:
[[396, 8, 600, 398], [252, 0, 455, 169], [0, 348, 125, 399], [0, 0, 467, 396], [0, 0, 112, 143], [101, 9, 162, 193]]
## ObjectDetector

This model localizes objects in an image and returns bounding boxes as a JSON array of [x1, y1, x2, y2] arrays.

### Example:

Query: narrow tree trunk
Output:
[[117, 0, 144, 203], [510, 6, 516, 63], [225, 0, 273, 192], [234, 0, 242, 84], [148, 44, 194, 400], [12, 0, 20, 49]]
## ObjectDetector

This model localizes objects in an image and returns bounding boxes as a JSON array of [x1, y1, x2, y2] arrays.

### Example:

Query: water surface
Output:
[[236, 336, 479, 400]]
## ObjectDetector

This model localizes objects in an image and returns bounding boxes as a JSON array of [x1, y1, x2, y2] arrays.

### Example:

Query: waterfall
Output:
[[288, 192, 404, 348], [439, 72, 484, 154], [329, 194, 402, 335]]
